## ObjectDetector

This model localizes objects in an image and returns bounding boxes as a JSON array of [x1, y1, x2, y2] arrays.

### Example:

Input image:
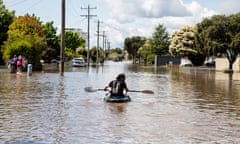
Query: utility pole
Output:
[[81, 5, 97, 66], [102, 31, 105, 52], [102, 31, 106, 60], [107, 41, 111, 59], [96, 28, 106, 62], [96, 20, 100, 64], [60, 0, 65, 76]]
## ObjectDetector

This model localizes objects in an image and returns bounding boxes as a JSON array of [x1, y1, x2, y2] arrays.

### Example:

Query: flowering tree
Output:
[[169, 26, 205, 65]]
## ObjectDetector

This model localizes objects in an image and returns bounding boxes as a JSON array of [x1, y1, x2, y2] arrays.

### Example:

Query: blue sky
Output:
[[3, 0, 240, 48]]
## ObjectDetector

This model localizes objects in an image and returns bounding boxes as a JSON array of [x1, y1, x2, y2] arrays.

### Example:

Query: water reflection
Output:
[[0, 61, 240, 143]]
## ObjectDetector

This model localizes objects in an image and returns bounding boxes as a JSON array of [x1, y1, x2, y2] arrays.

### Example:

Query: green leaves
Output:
[[2, 15, 47, 69], [124, 36, 146, 59], [124, 24, 170, 64], [151, 24, 170, 55], [231, 33, 240, 49], [64, 31, 82, 51], [197, 13, 240, 70], [0, 0, 15, 63]]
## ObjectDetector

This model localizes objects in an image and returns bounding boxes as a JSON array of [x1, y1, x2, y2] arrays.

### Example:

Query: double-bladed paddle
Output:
[[84, 87, 154, 94]]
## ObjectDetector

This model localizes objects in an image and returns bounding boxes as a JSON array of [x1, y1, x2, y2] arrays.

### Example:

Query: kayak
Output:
[[104, 93, 131, 103]]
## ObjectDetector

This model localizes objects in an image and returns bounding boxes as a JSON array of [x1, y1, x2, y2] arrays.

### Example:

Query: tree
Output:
[[151, 24, 170, 55], [0, 0, 15, 64], [169, 26, 197, 56], [2, 16, 47, 70], [126, 24, 169, 65], [89, 47, 98, 62], [138, 39, 155, 65], [228, 13, 240, 55], [108, 48, 124, 60], [76, 47, 87, 58], [24, 14, 60, 62], [231, 33, 240, 52], [59, 31, 85, 59], [197, 14, 240, 71], [111, 48, 123, 55], [169, 26, 205, 65], [124, 36, 146, 63], [41, 21, 60, 62], [65, 31, 82, 51]]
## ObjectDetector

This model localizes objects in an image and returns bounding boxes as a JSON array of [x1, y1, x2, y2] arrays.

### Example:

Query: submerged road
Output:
[[0, 61, 240, 143]]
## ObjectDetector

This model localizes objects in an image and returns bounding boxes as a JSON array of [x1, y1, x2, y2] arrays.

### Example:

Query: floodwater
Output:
[[0, 61, 240, 144]]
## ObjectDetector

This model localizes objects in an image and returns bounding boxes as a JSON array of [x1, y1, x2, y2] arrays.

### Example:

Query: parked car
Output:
[[72, 58, 86, 67]]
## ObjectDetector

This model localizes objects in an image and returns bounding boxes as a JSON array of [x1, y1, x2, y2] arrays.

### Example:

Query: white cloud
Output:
[[101, 0, 220, 48], [102, 0, 191, 23], [75, 0, 238, 48], [138, 0, 191, 17], [162, 1, 217, 33], [184, 1, 217, 20], [143, 1, 218, 34], [102, 0, 136, 23]]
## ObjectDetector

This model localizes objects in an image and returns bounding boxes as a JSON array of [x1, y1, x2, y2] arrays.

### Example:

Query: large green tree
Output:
[[0, 0, 15, 64], [2, 15, 47, 70], [197, 14, 240, 71], [25, 14, 60, 62], [151, 24, 170, 55]]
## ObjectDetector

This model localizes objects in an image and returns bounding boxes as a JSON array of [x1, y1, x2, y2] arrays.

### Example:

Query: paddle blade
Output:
[[84, 87, 98, 92], [128, 90, 154, 94], [142, 90, 154, 94], [84, 87, 105, 92]]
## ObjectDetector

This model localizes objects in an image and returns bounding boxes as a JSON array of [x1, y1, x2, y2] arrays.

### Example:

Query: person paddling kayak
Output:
[[104, 73, 128, 96]]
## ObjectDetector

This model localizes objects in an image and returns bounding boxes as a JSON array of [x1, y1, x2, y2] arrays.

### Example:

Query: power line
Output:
[[21, 0, 43, 15], [5, 0, 26, 7], [5, 0, 43, 15], [102, 21, 130, 36], [68, 17, 87, 27], [68, 0, 81, 18]]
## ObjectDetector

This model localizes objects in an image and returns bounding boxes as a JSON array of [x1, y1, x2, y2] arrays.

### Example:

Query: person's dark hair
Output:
[[116, 73, 125, 81]]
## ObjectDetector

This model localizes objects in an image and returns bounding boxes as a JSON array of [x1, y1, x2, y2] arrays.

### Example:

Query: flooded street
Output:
[[0, 61, 240, 144]]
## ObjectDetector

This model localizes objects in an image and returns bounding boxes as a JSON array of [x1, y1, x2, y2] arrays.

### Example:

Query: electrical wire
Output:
[[20, 0, 43, 15], [68, 0, 80, 18], [102, 21, 130, 36], [4, 0, 26, 7]]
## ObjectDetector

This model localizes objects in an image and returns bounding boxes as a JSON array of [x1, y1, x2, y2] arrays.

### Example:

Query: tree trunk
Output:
[[132, 55, 136, 64], [229, 62, 233, 70], [228, 62, 234, 73]]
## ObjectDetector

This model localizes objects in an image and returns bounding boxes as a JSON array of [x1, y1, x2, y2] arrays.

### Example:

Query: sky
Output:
[[3, 0, 240, 49]]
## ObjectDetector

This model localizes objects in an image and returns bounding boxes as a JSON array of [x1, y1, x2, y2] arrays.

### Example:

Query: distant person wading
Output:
[[10, 55, 18, 73], [16, 55, 23, 74]]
